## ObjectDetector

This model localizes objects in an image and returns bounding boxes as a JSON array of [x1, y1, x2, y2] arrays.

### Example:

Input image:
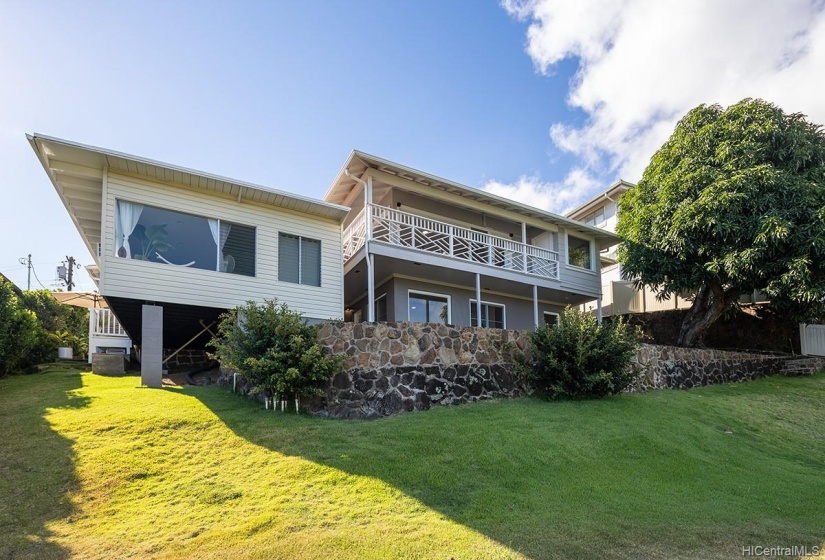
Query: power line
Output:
[[29, 262, 47, 290]]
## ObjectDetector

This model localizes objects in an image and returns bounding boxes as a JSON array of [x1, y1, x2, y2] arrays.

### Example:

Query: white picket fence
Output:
[[800, 323, 825, 356]]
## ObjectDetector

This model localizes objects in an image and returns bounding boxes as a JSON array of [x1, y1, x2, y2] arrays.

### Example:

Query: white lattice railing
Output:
[[343, 204, 560, 280], [91, 308, 127, 337], [343, 207, 367, 261]]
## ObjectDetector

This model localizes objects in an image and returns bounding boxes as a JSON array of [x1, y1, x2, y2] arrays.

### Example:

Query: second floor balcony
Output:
[[343, 204, 561, 281]]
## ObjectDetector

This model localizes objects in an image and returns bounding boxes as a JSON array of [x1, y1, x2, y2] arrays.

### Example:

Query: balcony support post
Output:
[[597, 295, 603, 325], [449, 225, 454, 257], [365, 176, 373, 241], [533, 285, 539, 329], [521, 223, 528, 273], [367, 253, 375, 322], [475, 273, 482, 327]]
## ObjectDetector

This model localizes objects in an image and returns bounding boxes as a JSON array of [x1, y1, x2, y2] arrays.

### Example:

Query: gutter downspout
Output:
[[344, 169, 375, 322]]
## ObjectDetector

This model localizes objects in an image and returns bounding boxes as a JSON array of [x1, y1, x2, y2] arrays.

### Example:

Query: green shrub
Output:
[[208, 299, 343, 407], [521, 307, 641, 399], [0, 283, 54, 375]]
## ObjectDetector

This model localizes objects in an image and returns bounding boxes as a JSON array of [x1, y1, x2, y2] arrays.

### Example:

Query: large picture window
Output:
[[470, 300, 505, 329], [408, 291, 449, 324], [278, 233, 321, 286], [114, 200, 255, 276]]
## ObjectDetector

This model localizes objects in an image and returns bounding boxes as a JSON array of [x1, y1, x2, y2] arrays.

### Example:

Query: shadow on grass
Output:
[[190, 375, 825, 559], [0, 369, 91, 560]]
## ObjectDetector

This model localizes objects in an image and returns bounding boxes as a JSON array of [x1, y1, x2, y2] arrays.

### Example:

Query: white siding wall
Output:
[[100, 172, 343, 320]]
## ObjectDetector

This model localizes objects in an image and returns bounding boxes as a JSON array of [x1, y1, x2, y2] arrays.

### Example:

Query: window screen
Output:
[[279, 233, 321, 286]]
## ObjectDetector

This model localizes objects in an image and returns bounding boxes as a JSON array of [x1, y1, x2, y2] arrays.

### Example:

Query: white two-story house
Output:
[[325, 151, 620, 330]]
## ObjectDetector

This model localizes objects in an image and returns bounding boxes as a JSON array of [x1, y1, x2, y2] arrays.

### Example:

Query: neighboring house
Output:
[[566, 181, 767, 316], [324, 151, 620, 330], [29, 134, 349, 386]]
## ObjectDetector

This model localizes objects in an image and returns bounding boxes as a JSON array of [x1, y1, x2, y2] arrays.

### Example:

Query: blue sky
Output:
[[2, 0, 824, 291]]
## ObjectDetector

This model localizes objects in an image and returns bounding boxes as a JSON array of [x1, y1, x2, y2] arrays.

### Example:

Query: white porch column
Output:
[[533, 285, 539, 328], [475, 273, 482, 327], [521, 222, 528, 272], [141, 304, 163, 388], [367, 253, 375, 322], [365, 175, 373, 241], [87, 309, 94, 363], [597, 296, 603, 325], [365, 175, 375, 322]]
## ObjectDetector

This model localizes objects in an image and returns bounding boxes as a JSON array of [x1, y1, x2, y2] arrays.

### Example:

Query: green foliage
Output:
[[19, 290, 88, 340], [208, 299, 343, 402], [0, 284, 54, 375], [521, 307, 640, 399], [618, 99, 825, 345], [49, 330, 88, 357]]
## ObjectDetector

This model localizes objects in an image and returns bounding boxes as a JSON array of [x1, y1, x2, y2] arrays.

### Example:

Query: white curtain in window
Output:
[[115, 201, 144, 258], [208, 219, 233, 271]]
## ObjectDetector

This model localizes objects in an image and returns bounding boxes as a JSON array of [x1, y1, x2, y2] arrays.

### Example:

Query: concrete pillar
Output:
[[141, 305, 163, 388], [533, 285, 539, 328], [597, 296, 603, 325]]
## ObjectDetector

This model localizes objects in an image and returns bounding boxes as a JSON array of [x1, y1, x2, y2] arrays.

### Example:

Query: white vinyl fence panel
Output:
[[800, 323, 825, 356]]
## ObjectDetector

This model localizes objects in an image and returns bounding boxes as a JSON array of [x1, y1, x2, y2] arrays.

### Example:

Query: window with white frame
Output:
[[543, 312, 559, 327], [114, 200, 255, 276], [567, 235, 592, 269], [278, 233, 321, 286], [470, 300, 505, 329], [375, 294, 388, 322], [408, 291, 450, 324]]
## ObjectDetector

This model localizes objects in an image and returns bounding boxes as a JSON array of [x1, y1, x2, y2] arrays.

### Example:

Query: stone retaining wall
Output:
[[311, 322, 529, 418], [632, 345, 790, 390], [216, 321, 823, 419]]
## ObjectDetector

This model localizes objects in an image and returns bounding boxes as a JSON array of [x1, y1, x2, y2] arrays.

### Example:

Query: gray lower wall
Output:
[[348, 275, 565, 331]]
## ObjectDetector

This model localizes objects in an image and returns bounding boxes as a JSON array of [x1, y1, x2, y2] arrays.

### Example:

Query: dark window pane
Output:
[[301, 238, 321, 287], [127, 205, 216, 271], [544, 313, 559, 327], [279, 233, 300, 283], [375, 296, 388, 322], [429, 300, 448, 323], [409, 296, 427, 323], [223, 223, 256, 277]]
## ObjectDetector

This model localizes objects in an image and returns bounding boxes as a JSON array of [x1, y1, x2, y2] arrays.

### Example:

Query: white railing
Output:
[[91, 308, 128, 337], [343, 207, 367, 261], [343, 204, 560, 280]]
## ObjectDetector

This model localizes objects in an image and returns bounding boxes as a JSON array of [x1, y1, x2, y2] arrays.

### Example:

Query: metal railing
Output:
[[91, 308, 127, 337], [342, 204, 560, 280]]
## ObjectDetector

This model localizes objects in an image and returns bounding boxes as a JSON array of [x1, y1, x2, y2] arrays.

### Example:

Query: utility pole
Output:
[[65, 255, 76, 291], [17, 254, 31, 291]]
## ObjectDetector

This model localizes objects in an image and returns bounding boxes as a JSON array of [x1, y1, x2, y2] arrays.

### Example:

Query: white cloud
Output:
[[483, 167, 600, 215], [490, 0, 825, 208]]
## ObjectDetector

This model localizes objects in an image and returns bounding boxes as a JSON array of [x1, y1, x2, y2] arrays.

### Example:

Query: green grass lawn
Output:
[[1, 368, 824, 560]]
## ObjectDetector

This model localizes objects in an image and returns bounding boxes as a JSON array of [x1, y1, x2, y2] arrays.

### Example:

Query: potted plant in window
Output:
[[132, 224, 172, 261]]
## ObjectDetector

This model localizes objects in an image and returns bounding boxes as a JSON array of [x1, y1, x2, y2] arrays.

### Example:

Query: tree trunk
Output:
[[676, 282, 738, 347]]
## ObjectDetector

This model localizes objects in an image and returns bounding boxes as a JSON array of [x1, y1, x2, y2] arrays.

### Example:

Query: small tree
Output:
[[521, 307, 640, 399], [208, 299, 342, 410], [618, 99, 825, 347]]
